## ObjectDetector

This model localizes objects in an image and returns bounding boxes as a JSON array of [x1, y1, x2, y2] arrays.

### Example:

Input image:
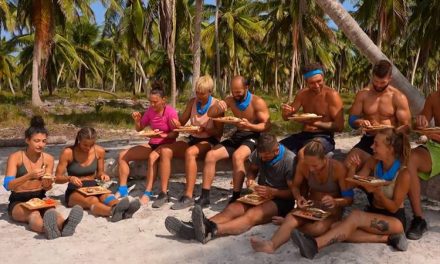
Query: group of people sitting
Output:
[[2, 60, 438, 258]]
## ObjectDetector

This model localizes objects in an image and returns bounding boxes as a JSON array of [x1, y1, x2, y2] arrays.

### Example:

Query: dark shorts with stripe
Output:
[[220, 130, 260, 157], [280, 131, 335, 154], [353, 134, 375, 155], [188, 135, 219, 146]]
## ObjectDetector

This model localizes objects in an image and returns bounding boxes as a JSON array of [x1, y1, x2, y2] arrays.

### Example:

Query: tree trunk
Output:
[[32, 40, 44, 106], [111, 59, 116, 93], [8, 78, 15, 95], [299, 0, 308, 64], [215, 0, 222, 96], [136, 60, 149, 94], [192, 0, 203, 93], [289, 51, 297, 102], [314, 0, 424, 114], [411, 47, 421, 86], [274, 38, 280, 98]]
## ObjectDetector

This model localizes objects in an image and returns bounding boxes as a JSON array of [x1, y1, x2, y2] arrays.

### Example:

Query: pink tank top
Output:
[[189, 97, 219, 139]]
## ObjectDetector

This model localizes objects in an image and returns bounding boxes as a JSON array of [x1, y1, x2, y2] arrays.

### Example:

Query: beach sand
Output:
[[0, 136, 439, 264]]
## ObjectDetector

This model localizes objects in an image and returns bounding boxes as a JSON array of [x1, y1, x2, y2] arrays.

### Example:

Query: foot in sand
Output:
[[290, 229, 318, 259], [250, 236, 275, 253], [140, 194, 150, 205], [123, 198, 141, 219], [61, 205, 84, 236], [110, 197, 130, 222], [43, 209, 61, 240], [165, 216, 195, 240]]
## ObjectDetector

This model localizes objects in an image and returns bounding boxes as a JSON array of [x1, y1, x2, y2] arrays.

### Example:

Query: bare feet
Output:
[[250, 236, 275, 253], [140, 194, 150, 205]]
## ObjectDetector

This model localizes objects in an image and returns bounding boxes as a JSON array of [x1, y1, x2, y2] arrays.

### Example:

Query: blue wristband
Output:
[[118, 185, 128, 197], [348, 115, 360, 129], [3, 176, 15, 191], [103, 195, 117, 205], [341, 189, 354, 198]]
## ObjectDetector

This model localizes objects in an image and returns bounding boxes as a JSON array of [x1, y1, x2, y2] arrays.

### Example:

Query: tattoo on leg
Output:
[[370, 218, 389, 232], [326, 234, 346, 246]]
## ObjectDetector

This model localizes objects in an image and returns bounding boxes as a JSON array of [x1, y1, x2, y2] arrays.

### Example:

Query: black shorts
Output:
[[353, 134, 375, 155], [188, 135, 219, 146], [65, 180, 98, 205], [280, 131, 335, 154], [149, 143, 161, 150], [220, 130, 260, 156], [366, 206, 407, 231], [272, 198, 295, 217], [8, 190, 46, 216]]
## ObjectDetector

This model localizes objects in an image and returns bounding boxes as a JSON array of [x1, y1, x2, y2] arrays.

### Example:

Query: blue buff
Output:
[[235, 90, 252, 111], [267, 144, 285, 166], [144, 191, 153, 198], [303, 69, 324, 79], [376, 159, 401, 181], [103, 195, 116, 205], [117, 185, 128, 197], [3, 176, 15, 191], [341, 189, 354, 198], [196, 95, 213, 115], [348, 115, 360, 129]]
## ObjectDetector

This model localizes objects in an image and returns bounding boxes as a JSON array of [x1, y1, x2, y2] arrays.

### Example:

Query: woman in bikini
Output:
[[115, 81, 179, 205], [155, 75, 224, 209], [291, 128, 410, 259], [251, 139, 352, 253], [4, 116, 83, 239], [55, 127, 140, 222]]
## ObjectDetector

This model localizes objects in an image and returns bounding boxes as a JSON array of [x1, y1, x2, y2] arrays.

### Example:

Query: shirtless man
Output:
[[281, 63, 344, 155], [195, 76, 271, 206], [406, 89, 440, 240], [164, 133, 296, 243], [346, 60, 411, 167]]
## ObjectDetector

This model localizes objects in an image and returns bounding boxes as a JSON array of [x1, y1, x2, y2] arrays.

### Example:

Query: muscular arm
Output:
[[5, 153, 34, 191], [373, 169, 410, 213], [179, 98, 195, 125], [207, 97, 230, 118], [245, 97, 271, 132], [349, 90, 366, 128], [394, 92, 411, 126], [314, 91, 344, 132], [282, 93, 303, 120], [55, 148, 72, 184], [95, 146, 107, 179]]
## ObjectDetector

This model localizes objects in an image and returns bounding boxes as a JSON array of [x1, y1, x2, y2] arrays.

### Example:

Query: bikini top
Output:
[[16, 151, 45, 178], [374, 159, 402, 200], [307, 159, 340, 194], [66, 147, 98, 177]]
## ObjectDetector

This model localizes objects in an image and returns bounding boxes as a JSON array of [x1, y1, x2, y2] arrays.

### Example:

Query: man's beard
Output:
[[373, 83, 389, 93]]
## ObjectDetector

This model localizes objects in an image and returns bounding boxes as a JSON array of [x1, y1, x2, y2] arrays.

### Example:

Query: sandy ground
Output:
[[0, 136, 440, 264]]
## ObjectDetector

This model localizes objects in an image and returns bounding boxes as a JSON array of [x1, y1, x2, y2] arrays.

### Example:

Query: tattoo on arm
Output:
[[370, 218, 389, 232]]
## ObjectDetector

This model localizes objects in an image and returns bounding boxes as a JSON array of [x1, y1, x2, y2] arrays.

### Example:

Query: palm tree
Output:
[[159, 0, 177, 107], [0, 0, 14, 37], [313, 0, 424, 114], [0, 37, 16, 94], [191, 0, 203, 92]]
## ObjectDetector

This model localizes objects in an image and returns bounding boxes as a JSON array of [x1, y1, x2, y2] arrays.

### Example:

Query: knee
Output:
[[118, 150, 128, 161], [87, 196, 100, 205], [185, 147, 198, 159], [205, 151, 218, 163], [160, 148, 173, 160], [148, 152, 160, 165], [232, 152, 246, 165]]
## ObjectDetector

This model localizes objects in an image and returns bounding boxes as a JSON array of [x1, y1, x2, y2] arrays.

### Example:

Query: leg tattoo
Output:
[[370, 218, 389, 232]]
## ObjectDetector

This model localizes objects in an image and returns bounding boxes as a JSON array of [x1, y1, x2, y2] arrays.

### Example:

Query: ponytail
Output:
[[25, 116, 48, 139]]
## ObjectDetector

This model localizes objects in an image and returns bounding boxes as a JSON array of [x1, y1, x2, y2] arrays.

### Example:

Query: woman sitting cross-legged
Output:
[[4, 116, 83, 239], [291, 128, 411, 259], [250, 139, 353, 253], [55, 127, 140, 222], [155, 75, 224, 209]]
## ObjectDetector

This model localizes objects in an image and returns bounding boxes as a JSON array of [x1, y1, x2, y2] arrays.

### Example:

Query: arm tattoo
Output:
[[370, 218, 389, 232]]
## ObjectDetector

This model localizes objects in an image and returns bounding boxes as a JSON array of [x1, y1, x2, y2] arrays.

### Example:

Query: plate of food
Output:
[[237, 193, 269, 206], [23, 198, 58, 210], [138, 129, 162, 137], [414, 127, 440, 134], [362, 124, 394, 132], [288, 113, 322, 122], [346, 175, 392, 186], [173, 125, 200, 133], [42, 173, 55, 180], [212, 116, 243, 124], [291, 207, 331, 221], [77, 186, 112, 196]]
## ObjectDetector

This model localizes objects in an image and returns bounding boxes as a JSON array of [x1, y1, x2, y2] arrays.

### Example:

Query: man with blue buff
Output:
[[281, 63, 344, 157]]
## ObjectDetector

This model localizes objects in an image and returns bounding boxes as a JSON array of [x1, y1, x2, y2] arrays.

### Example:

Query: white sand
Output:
[[0, 136, 439, 264]]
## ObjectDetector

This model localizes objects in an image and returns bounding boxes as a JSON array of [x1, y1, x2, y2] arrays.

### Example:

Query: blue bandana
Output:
[[235, 90, 252, 111], [196, 95, 212, 115], [303, 69, 324, 79], [376, 159, 401, 181], [267, 144, 285, 166]]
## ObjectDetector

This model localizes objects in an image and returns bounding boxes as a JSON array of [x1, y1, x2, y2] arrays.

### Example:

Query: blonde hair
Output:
[[377, 128, 410, 166], [303, 139, 326, 159], [196, 75, 214, 93]]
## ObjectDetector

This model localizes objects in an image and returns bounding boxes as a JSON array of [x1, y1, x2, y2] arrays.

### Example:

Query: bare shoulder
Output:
[[95, 145, 107, 158], [7, 151, 22, 162], [61, 146, 73, 157], [44, 152, 55, 163], [332, 159, 346, 173], [324, 86, 342, 101], [252, 94, 268, 108], [389, 86, 409, 103], [397, 167, 410, 182]]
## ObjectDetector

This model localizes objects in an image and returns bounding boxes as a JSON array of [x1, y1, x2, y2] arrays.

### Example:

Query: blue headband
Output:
[[303, 69, 324, 79]]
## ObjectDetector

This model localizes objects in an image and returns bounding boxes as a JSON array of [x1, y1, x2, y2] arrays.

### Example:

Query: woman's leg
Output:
[[117, 144, 153, 197], [251, 213, 306, 253], [158, 142, 189, 193], [184, 142, 212, 198], [407, 147, 431, 218], [68, 192, 111, 216], [11, 204, 45, 233]]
